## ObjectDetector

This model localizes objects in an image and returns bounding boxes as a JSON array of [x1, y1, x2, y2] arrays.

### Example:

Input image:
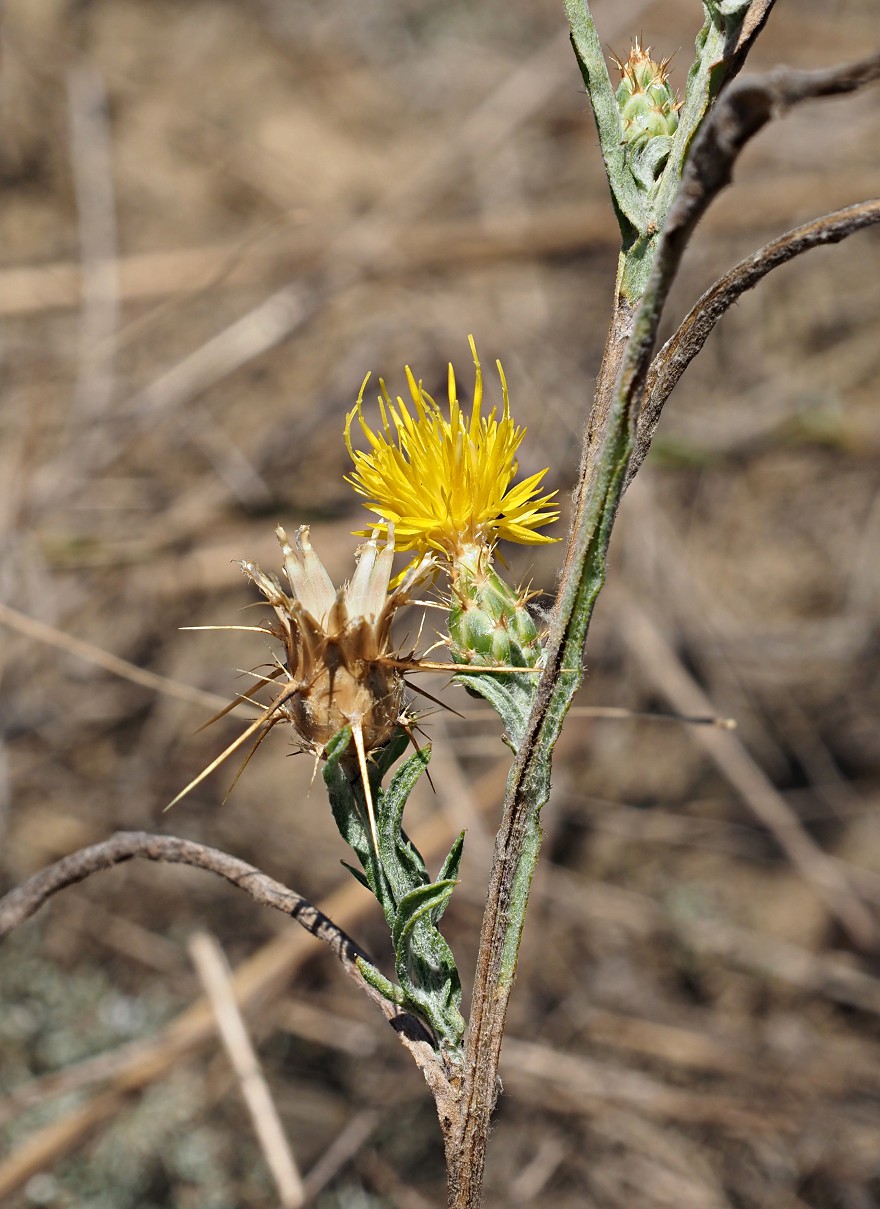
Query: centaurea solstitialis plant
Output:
[[2, 3, 880, 1207], [166, 336, 559, 1056]]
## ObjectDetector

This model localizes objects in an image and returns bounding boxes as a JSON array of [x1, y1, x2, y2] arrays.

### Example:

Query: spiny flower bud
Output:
[[448, 546, 542, 671], [613, 39, 679, 150], [167, 526, 437, 838]]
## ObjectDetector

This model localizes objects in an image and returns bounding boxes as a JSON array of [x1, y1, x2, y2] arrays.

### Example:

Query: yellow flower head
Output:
[[344, 336, 559, 562]]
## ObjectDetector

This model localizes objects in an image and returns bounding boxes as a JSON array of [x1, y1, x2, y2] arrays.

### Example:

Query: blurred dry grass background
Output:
[[1, 0, 880, 1205]]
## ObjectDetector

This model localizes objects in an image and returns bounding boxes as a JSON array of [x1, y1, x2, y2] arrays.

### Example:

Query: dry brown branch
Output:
[[0, 832, 356, 952], [189, 930, 305, 1208], [0, 832, 450, 1105], [629, 199, 880, 486]]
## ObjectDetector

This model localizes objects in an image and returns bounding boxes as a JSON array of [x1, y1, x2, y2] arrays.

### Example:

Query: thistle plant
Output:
[[2, 3, 880, 1207], [166, 340, 559, 1066]]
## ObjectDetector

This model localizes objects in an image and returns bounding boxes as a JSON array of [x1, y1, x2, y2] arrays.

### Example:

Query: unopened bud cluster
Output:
[[448, 547, 543, 671], [614, 40, 679, 149]]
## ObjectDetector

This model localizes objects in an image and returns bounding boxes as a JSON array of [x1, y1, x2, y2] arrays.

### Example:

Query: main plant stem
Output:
[[443, 288, 638, 1205], [439, 3, 818, 1200], [441, 32, 880, 1209]]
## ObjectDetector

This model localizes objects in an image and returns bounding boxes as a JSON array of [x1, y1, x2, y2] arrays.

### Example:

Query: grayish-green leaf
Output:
[[355, 955, 407, 1006], [453, 669, 536, 751], [563, 0, 645, 234], [392, 880, 465, 1049]]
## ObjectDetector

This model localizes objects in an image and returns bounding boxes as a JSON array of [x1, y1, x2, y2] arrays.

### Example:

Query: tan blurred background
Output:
[[1, 1, 879, 1205]]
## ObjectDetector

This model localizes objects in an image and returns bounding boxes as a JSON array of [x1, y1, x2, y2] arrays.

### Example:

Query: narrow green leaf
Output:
[[376, 744, 433, 902], [435, 836, 464, 894], [340, 860, 371, 891], [355, 956, 407, 1006], [453, 670, 535, 750], [392, 880, 465, 1050], [392, 880, 458, 953], [563, 0, 646, 234]]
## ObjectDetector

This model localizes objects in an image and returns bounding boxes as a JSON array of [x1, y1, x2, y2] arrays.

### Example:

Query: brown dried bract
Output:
[[241, 524, 429, 754]]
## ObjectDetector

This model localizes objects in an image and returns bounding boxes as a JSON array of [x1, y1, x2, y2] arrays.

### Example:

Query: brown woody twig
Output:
[[629, 197, 880, 486], [0, 831, 451, 1106]]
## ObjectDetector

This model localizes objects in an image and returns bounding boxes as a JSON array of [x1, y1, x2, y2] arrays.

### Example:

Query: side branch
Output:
[[0, 831, 452, 1100], [0, 832, 357, 950], [628, 198, 880, 485], [621, 48, 880, 430]]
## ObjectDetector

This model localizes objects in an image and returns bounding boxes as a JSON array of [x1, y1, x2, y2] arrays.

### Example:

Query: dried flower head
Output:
[[170, 526, 431, 850], [344, 336, 559, 567], [242, 524, 422, 753]]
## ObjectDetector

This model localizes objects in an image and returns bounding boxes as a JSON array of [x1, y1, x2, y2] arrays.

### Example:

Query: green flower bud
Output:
[[456, 605, 497, 658], [613, 39, 679, 152], [448, 548, 543, 670]]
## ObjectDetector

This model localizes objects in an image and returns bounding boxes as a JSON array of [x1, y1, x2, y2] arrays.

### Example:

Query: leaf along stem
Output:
[[562, 0, 643, 235]]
